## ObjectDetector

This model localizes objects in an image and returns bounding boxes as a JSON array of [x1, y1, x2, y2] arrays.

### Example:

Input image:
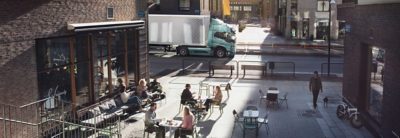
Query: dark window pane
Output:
[[75, 62, 90, 106], [127, 30, 136, 52], [93, 56, 109, 100], [75, 33, 90, 62], [93, 32, 108, 58], [38, 67, 72, 104], [36, 37, 70, 70], [110, 54, 126, 93], [111, 31, 125, 55]]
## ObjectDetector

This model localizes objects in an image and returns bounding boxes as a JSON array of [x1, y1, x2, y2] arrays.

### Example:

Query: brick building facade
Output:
[[0, 1, 149, 136], [276, 0, 341, 40], [338, 1, 400, 137], [0, 0, 147, 105]]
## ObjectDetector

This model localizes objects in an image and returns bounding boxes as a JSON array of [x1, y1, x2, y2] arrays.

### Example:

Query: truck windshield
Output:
[[214, 32, 235, 43]]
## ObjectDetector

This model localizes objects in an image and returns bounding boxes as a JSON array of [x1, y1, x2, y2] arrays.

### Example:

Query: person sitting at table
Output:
[[136, 79, 149, 99], [203, 86, 223, 114], [120, 91, 144, 113], [115, 78, 126, 93], [149, 78, 162, 93], [144, 102, 165, 138], [148, 78, 166, 100], [181, 84, 197, 107], [175, 106, 194, 138]]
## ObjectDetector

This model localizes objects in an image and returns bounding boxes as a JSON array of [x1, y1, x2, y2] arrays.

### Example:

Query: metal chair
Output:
[[143, 124, 155, 138], [243, 115, 258, 137], [257, 114, 270, 135], [220, 83, 232, 97], [210, 101, 225, 114], [233, 110, 244, 130], [176, 124, 196, 138], [279, 92, 288, 109], [267, 87, 279, 109], [258, 89, 267, 105]]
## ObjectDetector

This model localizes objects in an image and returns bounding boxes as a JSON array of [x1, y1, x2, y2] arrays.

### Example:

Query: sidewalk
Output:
[[234, 25, 344, 47], [233, 26, 344, 56], [119, 71, 372, 138]]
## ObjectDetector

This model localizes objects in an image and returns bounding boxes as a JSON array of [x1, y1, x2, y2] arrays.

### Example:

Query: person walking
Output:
[[309, 71, 323, 111]]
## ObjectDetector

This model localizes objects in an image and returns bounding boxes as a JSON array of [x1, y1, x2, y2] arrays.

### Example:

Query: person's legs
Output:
[[155, 126, 165, 138], [174, 128, 181, 138], [204, 99, 212, 111], [312, 91, 319, 110]]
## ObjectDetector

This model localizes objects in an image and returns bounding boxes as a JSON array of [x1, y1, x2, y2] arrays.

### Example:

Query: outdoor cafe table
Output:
[[267, 89, 279, 101], [242, 110, 259, 135], [159, 119, 182, 138], [243, 110, 259, 118]]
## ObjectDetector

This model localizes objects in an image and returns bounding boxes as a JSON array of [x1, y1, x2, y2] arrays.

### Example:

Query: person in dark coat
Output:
[[181, 84, 196, 106], [309, 71, 323, 111]]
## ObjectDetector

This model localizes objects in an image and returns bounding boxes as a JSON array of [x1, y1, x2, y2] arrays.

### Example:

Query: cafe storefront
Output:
[[35, 21, 149, 109]]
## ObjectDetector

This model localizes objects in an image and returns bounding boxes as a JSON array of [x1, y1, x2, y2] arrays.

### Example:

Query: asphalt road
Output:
[[149, 52, 344, 77]]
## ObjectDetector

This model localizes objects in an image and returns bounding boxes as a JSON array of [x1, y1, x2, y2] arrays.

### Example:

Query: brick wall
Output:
[[0, 0, 140, 106], [338, 3, 400, 137]]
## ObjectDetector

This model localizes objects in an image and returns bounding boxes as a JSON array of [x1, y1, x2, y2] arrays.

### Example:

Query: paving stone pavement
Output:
[[119, 75, 373, 138]]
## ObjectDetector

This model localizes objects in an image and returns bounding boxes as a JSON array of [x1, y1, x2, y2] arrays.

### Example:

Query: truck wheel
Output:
[[178, 47, 189, 56], [215, 48, 226, 58]]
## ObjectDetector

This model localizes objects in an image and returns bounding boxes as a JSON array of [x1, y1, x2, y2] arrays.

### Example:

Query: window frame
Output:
[[317, 0, 329, 12], [179, 0, 191, 11], [107, 6, 114, 19]]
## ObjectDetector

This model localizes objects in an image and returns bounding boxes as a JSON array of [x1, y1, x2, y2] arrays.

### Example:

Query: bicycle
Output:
[[336, 103, 363, 128]]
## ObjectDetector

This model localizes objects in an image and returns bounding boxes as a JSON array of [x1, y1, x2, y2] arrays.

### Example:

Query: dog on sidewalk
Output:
[[323, 97, 329, 107]]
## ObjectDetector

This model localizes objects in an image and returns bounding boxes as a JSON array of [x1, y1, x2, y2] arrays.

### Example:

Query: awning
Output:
[[67, 20, 145, 32]]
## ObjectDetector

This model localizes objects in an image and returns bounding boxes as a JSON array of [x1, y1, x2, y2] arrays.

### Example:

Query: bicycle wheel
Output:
[[350, 115, 363, 128], [336, 105, 346, 119]]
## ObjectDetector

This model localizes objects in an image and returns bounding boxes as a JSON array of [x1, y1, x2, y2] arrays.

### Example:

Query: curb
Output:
[[235, 50, 344, 57], [236, 43, 344, 48]]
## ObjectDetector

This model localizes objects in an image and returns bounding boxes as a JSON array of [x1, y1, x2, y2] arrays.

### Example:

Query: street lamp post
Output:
[[327, 0, 335, 76]]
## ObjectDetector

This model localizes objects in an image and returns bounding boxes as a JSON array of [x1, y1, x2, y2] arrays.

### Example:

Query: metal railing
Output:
[[266, 61, 296, 77], [237, 61, 267, 78], [0, 96, 122, 138], [181, 59, 211, 74], [320, 62, 343, 76]]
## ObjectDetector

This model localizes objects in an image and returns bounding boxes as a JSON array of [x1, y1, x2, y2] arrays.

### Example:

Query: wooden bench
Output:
[[209, 64, 235, 77], [241, 64, 266, 77]]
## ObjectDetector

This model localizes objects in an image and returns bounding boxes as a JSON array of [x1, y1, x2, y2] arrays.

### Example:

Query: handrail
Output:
[[393, 130, 399, 138], [237, 61, 267, 77], [0, 117, 39, 126], [20, 92, 68, 108], [266, 61, 296, 77], [320, 62, 343, 76], [181, 59, 211, 74]]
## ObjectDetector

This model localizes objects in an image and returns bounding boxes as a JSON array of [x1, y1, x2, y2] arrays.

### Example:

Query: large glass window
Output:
[[92, 32, 110, 101], [127, 30, 137, 89], [317, 0, 329, 12], [75, 34, 90, 106], [179, 0, 190, 11], [36, 37, 72, 106], [36, 38, 70, 70], [291, 0, 297, 15], [36, 28, 142, 109], [110, 31, 127, 93], [369, 46, 385, 124]]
